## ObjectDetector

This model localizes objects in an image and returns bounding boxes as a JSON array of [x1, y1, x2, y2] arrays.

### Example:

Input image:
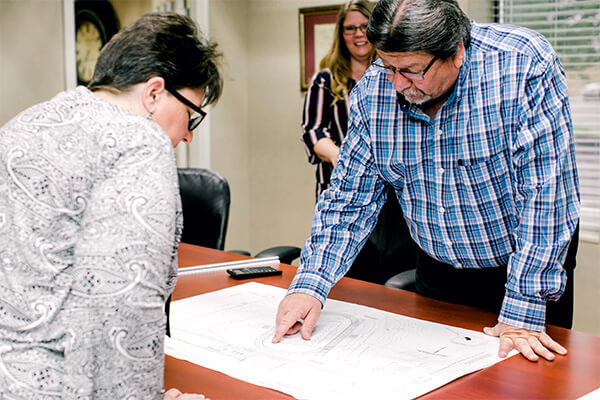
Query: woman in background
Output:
[[302, 0, 374, 196], [301, 0, 416, 284], [0, 13, 220, 400]]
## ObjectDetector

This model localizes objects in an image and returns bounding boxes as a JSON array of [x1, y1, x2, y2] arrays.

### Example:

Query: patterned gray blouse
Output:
[[0, 87, 182, 399]]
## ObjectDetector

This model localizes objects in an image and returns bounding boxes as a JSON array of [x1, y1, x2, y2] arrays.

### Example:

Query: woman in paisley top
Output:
[[0, 13, 222, 400]]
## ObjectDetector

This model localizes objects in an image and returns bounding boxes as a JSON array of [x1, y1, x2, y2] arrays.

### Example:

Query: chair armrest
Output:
[[255, 246, 301, 265], [384, 269, 416, 292], [227, 250, 251, 256]]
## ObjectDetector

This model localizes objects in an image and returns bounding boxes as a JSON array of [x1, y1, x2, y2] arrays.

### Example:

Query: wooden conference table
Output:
[[165, 243, 600, 399]]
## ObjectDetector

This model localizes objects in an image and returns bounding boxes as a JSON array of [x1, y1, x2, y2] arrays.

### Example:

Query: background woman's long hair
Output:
[[319, 0, 375, 104]]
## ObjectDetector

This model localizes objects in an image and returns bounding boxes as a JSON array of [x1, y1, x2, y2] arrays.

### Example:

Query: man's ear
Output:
[[453, 41, 465, 68], [141, 76, 166, 114]]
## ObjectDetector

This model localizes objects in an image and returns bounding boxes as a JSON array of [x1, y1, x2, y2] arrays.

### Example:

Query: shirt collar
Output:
[[451, 43, 472, 103]]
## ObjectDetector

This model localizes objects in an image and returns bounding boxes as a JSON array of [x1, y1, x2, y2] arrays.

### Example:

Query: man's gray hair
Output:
[[366, 0, 471, 58]]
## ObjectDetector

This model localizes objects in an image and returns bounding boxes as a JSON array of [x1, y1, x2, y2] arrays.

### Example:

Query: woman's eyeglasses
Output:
[[372, 56, 438, 81], [343, 23, 368, 35], [165, 86, 207, 131]]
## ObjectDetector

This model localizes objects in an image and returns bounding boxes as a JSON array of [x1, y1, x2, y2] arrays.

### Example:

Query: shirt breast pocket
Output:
[[453, 149, 516, 255]]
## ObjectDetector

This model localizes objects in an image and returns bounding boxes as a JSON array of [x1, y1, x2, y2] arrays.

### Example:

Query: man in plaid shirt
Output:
[[274, 0, 579, 362]]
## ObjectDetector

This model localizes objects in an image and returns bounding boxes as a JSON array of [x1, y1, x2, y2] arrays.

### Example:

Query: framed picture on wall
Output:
[[298, 5, 341, 91]]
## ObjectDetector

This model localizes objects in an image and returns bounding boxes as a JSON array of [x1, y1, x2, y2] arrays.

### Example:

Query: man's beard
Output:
[[400, 89, 432, 105]]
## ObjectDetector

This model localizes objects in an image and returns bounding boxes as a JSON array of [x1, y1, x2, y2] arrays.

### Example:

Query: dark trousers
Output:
[[414, 225, 579, 329]]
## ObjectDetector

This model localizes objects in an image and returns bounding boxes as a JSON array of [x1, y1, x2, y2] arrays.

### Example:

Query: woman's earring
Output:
[[147, 109, 154, 121]]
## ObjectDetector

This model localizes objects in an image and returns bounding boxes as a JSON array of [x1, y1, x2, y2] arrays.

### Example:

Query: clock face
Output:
[[76, 20, 103, 84]]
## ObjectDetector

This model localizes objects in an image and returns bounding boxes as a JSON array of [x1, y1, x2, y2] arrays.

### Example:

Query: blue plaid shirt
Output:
[[289, 23, 580, 332]]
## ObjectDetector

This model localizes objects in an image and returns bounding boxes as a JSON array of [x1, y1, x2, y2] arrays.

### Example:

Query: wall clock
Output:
[[75, 0, 119, 85]]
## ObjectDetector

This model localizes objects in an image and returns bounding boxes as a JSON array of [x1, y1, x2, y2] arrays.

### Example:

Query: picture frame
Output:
[[298, 5, 341, 91]]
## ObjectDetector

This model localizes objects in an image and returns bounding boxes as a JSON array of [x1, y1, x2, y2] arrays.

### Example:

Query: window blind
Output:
[[498, 0, 600, 242]]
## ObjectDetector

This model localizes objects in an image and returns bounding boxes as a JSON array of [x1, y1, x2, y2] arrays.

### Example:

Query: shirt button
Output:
[[437, 129, 443, 137], [439, 207, 445, 213], [438, 168, 444, 174]]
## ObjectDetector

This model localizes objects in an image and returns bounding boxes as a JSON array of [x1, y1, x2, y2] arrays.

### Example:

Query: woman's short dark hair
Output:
[[89, 12, 223, 107], [366, 0, 471, 59]]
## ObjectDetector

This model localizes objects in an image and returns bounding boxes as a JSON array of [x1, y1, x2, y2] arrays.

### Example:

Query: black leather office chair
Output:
[[176, 168, 301, 263], [178, 168, 230, 250], [384, 269, 416, 291]]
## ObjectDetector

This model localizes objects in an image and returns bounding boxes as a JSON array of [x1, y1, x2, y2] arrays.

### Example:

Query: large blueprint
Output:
[[166, 282, 514, 400]]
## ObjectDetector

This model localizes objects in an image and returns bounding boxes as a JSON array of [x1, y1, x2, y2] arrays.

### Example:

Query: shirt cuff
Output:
[[287, 270, 333, 306], [498, 289, 547, 332]]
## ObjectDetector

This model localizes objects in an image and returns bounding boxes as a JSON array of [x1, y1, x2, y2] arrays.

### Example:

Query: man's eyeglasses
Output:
[[372, 56, 438, 81], [165, 86, 207, 131], [343, 23, 368, 35]]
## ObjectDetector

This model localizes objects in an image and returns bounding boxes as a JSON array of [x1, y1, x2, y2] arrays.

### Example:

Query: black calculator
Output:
[[226, 266, 283, 280]]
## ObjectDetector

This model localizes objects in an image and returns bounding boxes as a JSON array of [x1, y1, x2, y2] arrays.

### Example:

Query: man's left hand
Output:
[[483, 322, 567, 362]]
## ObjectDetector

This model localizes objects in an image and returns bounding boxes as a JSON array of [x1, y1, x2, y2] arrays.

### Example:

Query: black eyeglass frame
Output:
[[373, 56, 438, 81], [165, 86, 207, 131], [342, 23, 368, 35]]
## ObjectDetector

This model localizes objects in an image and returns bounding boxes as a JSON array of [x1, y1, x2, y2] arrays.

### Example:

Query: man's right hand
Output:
[[272, 293, 322, 343]]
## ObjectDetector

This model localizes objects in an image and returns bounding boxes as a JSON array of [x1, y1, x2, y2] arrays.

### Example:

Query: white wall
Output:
[[208, 0, 334, 255], [111, 0, 152, 27], [574, 242, 600, 335], [246, 0, 329, 254], [459, 0, 495, 22], [209, 0, 252, 252], [0, 0, 66, 125]]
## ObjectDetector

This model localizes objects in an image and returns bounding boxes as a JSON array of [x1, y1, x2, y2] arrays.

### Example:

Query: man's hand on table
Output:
[[272, 293, 322, 343], [484, 321, 567, 362]]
